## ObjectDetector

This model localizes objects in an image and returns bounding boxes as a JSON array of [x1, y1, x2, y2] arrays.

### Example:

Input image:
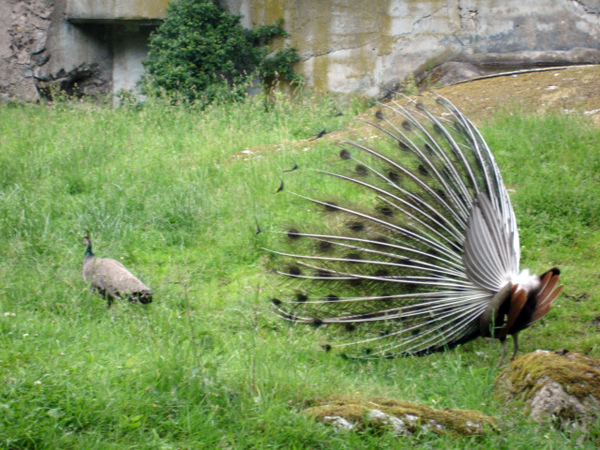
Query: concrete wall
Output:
[[220, 0, 600, 97], [1, 0, 599, 101], [112, 25, 154, 94]]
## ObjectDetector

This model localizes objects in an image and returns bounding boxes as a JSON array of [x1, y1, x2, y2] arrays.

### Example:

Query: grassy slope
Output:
[[0, 93, 598, 449]]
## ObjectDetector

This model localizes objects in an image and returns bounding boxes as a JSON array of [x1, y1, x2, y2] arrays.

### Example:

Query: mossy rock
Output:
[[495, 350, 600, 424], [304, 397, 496, 436]]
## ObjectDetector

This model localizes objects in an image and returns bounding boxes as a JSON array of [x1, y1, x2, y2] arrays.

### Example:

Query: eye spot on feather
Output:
[[398, 141, 410, 152], [418, 165, 430, 176], [424, 143, 434, 155], [453, 120, 466, 135], [317, 240, 333, 252], [271, 298, 282, 306], [346, 253, 362, 262], [376, 205, 394, 217], [346, 221, 365, 232], [349, 277, 362, 287], [345, 323, 356, 332], [296, 293, 308, 302], [288, 265, 302, 276], [402, 120, 412, 132], [355, 164, 368, 176], [340, 149, 351, 160], [404, 283, 417, 293], [311, 318, 323, 327], [388, 171, 401, 183], [322, 344, 332, 351], [374, 269, 390, 278], [325, 294, 339, 302], [287, 228, 301, 239], [433, 123, 443, 135], [324, 202, 339, 212], [442, 166, 452, 181]]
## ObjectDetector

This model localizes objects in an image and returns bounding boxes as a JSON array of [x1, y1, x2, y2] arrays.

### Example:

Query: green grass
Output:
[[0, 93, 599, 449]]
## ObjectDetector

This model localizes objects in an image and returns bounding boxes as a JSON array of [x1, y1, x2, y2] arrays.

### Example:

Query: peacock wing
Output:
[[463, 193, 519, 292]]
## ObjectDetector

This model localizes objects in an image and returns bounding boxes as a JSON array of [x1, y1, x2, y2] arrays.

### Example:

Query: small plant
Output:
[[141, 0, 301, 104]]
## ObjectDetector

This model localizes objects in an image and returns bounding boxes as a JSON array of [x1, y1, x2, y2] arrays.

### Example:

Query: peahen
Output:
[[267, 96, 563, 363], [82, 232, 153, 307]]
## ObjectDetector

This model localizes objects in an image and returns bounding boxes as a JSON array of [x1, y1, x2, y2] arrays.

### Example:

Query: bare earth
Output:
[[436, 65, 600, 126]]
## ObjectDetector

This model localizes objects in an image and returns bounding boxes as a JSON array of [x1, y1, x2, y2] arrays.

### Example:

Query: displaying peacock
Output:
[[82, 232, 153, 307], [267, 96, 562, 363]]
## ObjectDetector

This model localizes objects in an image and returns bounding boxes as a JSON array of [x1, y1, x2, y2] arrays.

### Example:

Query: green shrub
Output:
[[141, 0, 301, 104]]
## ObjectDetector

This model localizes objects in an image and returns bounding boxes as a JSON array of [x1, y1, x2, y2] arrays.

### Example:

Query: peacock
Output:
[[82, 231, 153, 307], [267, 96, 563, 363]]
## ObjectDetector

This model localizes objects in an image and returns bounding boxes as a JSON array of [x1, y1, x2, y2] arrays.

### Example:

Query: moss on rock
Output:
[[304, 396, 496, 436]]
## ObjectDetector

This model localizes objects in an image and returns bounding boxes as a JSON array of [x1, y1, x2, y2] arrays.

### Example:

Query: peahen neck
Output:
[[84, 241, 94, 259]]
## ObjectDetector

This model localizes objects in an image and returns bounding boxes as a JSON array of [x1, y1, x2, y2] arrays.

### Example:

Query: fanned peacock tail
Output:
[[265, 96, 562, 361]]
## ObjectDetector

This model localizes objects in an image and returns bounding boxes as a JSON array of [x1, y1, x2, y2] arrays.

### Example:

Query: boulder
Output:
[[495, 350, 600, 426]]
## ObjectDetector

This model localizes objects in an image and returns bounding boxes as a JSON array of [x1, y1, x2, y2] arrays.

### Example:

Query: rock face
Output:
[[1, 0, 600, 101], [304, 397, 495, 436], [495, 350, 600, 426], [0, 0, 52, 101]]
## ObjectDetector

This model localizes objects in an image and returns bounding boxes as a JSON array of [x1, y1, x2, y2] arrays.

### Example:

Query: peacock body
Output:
[[267, 97, 562, 362], [82, 233, 153, 307]]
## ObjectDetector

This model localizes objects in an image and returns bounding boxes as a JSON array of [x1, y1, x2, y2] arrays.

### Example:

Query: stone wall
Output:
[[1, 0, 599, 101]]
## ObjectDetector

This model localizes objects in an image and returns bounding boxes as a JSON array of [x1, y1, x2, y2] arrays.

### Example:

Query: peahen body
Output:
[[267, 97, 562, 363], [82, 233, 153, 307]]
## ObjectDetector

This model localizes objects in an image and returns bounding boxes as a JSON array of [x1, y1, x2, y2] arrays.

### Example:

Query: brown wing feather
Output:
[[529, 277, 562, 323], [499, 287, 527, 340], [536, 272, 558, 305]]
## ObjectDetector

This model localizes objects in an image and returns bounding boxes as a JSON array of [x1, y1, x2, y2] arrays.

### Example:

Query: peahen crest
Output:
[[266, 96, 562, 362]]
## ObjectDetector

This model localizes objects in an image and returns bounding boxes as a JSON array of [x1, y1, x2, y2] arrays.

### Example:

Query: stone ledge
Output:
[[66, 0, 169, 22]]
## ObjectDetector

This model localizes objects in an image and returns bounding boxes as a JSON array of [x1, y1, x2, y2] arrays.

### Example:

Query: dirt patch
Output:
[[436, 65, 600, 126]]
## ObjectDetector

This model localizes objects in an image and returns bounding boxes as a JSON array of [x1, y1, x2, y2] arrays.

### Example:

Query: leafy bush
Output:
[[141, 0, 301, 103]]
